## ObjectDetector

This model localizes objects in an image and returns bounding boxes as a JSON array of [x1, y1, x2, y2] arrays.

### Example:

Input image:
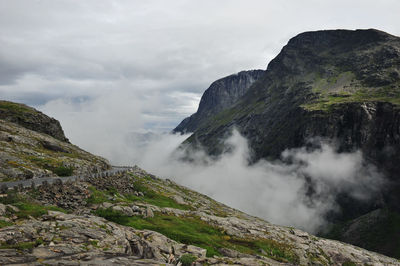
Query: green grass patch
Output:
[[179, 254, 198, 266], [323, 208, 400, 259], [0, 220, 13, 228], [0, 191, 67, 219], [86, 186, 114, 204], [53, 165, 74, 176], [87, 182, 191, 211], [0, 238, 43, 250], [0, 101, 34, 114], [302, 83, 400, 112], [94, 209, 298, 263], [342, 261, 357, 266], [25, 156, 74, 177], [11, 202, 66, 219]]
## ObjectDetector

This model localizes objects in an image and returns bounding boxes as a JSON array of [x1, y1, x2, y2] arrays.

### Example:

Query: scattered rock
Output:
[[172, 195, 186, 205], [0, 203, 6, 216], [5, 205, 19, 213], [144, 206, 154, 218]]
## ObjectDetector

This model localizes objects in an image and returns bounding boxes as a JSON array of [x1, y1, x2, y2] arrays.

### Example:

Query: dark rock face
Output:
[[173, 70, 265, 133], [183, 29, 400, 171], [323, 208, 400, 259], [0, 100, 69, 142], [178, 29, 400, 257]]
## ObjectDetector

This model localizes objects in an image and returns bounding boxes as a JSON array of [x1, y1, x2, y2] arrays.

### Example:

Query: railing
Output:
[[0, 166, 135, 191]]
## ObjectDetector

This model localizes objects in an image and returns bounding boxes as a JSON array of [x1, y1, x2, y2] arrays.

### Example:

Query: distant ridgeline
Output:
[[174, 29, 400, 258]]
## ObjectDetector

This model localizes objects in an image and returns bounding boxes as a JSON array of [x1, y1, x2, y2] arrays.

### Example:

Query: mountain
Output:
[[1, 101, 399, 265], [181, 29, 400, 163], [176, 29, 400, 258], [173, 70, 264, 133], [0, 100, 69, 142], [0, 100, 110, 181], [323, 208, 400, 259]]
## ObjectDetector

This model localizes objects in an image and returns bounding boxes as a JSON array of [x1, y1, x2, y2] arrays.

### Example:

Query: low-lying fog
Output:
[[40, 97, 386, 233], [126, 130, 384, 233]]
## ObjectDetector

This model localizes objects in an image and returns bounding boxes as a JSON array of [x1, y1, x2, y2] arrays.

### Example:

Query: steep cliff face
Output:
[[0, 100, 69, 142], [178, 29, 400, 257], [173, 70, 264, 133], [183, 29, 400, 173]]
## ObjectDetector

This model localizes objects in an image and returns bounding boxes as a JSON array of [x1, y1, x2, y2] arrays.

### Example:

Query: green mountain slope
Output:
[[177, 29, 400, 258], [0, 101, 398, 264], [1, 166, 399, 265]]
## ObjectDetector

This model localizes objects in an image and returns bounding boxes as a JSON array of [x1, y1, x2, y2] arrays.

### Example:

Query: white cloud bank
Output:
[[39, 93, 384, 233], [127, 130, 385, 233]]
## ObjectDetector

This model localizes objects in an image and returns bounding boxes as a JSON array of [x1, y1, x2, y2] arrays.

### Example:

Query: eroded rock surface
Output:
[[0, 168, 398, 265]]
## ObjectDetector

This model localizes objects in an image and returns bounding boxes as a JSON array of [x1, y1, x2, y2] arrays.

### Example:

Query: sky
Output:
[[1, 0, 400, 137], [0, 0, 396, 231]]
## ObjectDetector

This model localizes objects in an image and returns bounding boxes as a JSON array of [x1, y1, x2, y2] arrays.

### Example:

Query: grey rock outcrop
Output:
[[177, 29, 400, 258], [0, 100, 69, 142], [0, 112, 110, 181], [173, 70, 264, 133], [0, 167, 399, 265], [0, 211, 207, 265]]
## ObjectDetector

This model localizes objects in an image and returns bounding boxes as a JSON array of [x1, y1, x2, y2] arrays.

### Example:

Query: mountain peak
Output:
[[287, 29, 395, 49], [173, 69, 264, 133]]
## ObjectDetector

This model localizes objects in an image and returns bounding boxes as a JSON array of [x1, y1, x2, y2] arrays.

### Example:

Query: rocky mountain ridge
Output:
[[0, 100, 69, 142], [180, 29, 400, 162], [0, 100, 110, 181], [175, 29, 400, 259], [0, 166, 398, 265], [174, 70, 265, 133], [0, 99, 399, 264]]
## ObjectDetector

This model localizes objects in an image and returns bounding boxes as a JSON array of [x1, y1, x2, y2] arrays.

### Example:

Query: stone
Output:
[[218, 248, 240, 258], [131, 205, 141, 212], [0, 203, 6, 216], [101, 202, 113, 209], [172, 195, 186, 205], [144, 207, 154, 218], [6, 205, 19, 212]]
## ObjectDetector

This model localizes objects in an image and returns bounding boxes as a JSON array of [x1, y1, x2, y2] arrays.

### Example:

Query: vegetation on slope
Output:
[[323, 208, 400, 259], [95, 208, 298, 263]]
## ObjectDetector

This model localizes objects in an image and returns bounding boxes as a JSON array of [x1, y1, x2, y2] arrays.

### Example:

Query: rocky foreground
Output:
[[0, 167, 398, 265]]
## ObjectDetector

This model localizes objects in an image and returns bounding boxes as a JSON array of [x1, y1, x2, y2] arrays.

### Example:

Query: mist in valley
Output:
[[40, 94, 385, 233], [127, 130, 385, 233]]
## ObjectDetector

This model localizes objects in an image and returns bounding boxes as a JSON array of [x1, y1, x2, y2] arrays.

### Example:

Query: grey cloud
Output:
[[0, 0, 396, 233], [0, 0, 399, 137], [127, 130, 385, 233]]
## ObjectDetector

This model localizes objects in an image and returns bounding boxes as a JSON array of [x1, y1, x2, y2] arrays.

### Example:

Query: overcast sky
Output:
[[1, 0, 400, 144]]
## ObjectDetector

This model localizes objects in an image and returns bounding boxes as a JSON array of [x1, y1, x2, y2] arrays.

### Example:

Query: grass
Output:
[[179, 254, 198, 266], [0, 101, 34, 114], [342, 261, 357, 266], [87, 182, 192, 211], [323, 208, 400, 259], [302, 82, 400, 111], [94, 208, 299, 263], [0, 191, 67, 219], [0, 239, 44, 250], [53, 165, 74, 176], [86, 186, 113, 204], [0, 220, 13, 228], [25, 156, 74, 177], [127, 179, 192, 210]]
